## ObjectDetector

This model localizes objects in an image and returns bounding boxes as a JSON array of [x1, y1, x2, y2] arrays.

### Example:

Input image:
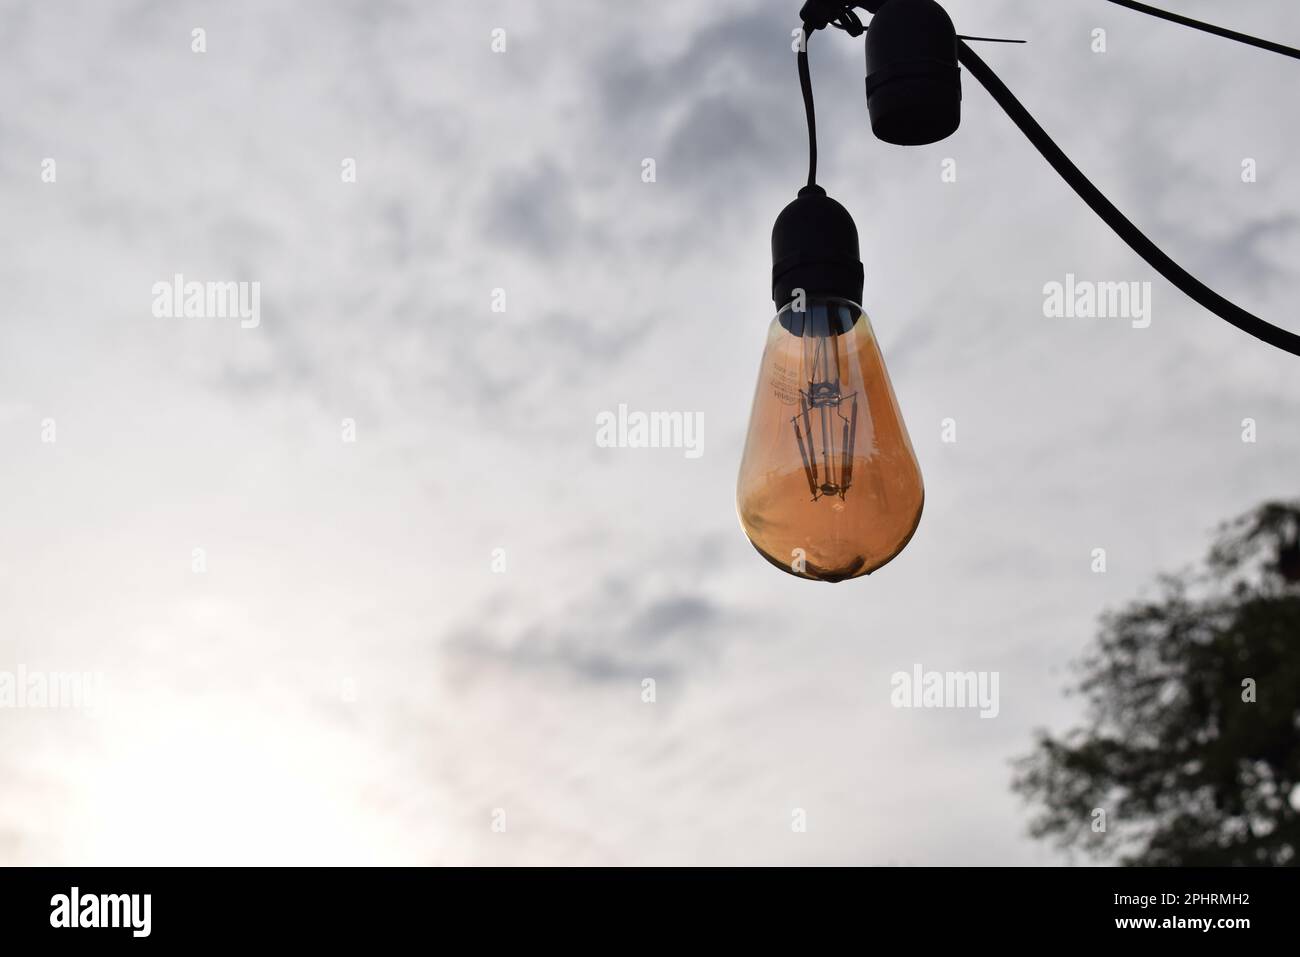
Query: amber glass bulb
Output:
[[736, 296, 923, 582]]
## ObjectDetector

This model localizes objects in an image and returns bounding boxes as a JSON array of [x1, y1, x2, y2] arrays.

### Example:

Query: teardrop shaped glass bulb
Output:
[[736, 297, 924, 582]]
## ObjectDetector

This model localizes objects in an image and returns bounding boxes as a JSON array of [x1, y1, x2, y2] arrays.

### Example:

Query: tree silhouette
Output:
[[1014, 501, 1300, 865]]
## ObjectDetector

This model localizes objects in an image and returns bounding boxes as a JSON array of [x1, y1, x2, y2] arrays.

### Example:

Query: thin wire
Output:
[[798, 26, 817, 189], [957, 40, 1300, 358], [1103, 0, 1300, 60]]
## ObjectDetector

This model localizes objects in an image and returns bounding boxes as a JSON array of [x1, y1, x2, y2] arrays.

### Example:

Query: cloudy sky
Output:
[[1, 0, 1298, 865]]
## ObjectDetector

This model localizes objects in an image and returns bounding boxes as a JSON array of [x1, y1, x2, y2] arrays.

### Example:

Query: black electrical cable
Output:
[[798, 26, 818, 188], [1103, 0, 1300, 61], [956, 40, 1300, 358]]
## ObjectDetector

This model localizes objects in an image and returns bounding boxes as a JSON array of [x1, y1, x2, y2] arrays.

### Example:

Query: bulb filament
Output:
[[793, 335, 859, 502]]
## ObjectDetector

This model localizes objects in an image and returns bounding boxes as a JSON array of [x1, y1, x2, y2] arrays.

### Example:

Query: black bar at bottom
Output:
[[0, 866, 1293, 945]]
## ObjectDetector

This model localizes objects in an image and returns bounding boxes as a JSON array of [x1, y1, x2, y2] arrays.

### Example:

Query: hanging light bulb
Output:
[[736, 186, 923, 582], [735, 0, 1300, 583]]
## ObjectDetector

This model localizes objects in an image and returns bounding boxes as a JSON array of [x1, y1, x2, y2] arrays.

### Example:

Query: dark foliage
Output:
[[1014, 501, 1300, 865]]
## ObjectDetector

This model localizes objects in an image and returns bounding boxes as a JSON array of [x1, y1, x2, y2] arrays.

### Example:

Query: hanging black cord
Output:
[[798, 25, 818, 188], [957, 40, 1300, 358], [1103, 0, 1300, 60]]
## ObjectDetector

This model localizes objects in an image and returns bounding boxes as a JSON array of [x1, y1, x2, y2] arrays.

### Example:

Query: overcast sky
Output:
[[1, 0, 1298, 865]]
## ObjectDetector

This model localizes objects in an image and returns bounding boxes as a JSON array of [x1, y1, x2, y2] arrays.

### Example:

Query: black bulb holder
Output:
[[800, 0, 961, 147], [864, 0, 961, 146], [771, 185, 864, 310]]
